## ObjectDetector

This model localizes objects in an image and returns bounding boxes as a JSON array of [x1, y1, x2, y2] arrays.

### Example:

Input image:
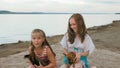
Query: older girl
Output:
[[60, 13, 95, 68]]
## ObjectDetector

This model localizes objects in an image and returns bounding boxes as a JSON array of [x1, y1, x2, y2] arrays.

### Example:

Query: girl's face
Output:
[[31, 32, 45, 48], [70, 18, 77, 33]]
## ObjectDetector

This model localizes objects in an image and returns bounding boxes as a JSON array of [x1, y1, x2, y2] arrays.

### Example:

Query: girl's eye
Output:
[[37, 37, 41, 39], [70, 24, 75, 26], [32, 37, 42, 39]]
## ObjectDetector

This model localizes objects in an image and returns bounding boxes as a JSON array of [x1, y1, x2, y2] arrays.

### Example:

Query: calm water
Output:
[[0, 14, 119, 44]]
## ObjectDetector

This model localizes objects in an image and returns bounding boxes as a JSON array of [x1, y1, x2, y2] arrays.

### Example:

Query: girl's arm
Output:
[[75, 50, 89, 63], [79, 50, 89, 56], [37, 47, 56, 68], [63, 48, 68, 55], [76, 50, 89, 59]]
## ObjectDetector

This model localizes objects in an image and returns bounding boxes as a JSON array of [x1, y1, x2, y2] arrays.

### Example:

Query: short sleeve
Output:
[[60, 34, 68, 49], [83, 34, 95, 55]]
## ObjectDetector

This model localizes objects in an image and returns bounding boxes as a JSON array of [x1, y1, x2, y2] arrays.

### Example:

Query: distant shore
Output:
[[0, 10, 119, 14], [0, 20, 120, 68]]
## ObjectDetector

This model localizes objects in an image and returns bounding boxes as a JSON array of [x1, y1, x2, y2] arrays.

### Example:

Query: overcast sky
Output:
[[0, 0, 120, 13]]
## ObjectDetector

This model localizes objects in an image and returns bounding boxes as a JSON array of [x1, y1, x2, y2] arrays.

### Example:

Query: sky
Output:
[[0, 0, 120, 13]]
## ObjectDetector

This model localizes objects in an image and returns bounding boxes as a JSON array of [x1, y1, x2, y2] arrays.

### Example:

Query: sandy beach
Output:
[[0, 20, 120, 68]]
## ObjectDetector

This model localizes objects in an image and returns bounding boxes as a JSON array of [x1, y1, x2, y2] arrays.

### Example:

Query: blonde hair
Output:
[[30, 29, 56, 57]]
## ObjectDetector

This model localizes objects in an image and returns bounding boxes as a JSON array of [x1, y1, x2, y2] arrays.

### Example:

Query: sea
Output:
[[0, 14, 119, 44]]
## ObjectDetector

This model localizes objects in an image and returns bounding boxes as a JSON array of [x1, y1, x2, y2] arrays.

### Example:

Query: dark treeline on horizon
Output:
[[0, 10, 119, 14]]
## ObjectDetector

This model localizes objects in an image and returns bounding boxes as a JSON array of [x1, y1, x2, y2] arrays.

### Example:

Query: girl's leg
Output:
[[62, 56, 70, 68], [70, 62, 83, 68], [80, 56, 89, 68], [63, 56, 68, 64]]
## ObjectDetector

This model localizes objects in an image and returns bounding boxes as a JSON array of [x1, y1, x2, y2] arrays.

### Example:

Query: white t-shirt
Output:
[[60, 33, 95, 55]]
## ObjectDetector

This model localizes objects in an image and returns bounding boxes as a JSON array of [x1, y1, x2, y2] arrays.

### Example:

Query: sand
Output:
[[0, 20, 120, 68]]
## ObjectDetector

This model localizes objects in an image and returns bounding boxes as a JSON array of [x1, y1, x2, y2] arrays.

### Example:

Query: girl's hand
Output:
[[75, 52, 81, 63], [29, 64, 36, 68]]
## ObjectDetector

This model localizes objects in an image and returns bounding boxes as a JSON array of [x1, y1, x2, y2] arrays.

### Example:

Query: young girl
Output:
[[27, 29, 57, 68], [60, 13, 95, 68]]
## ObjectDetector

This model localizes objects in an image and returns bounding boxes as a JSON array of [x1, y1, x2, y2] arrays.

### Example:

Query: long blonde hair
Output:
[[30, 29, 56, 57]]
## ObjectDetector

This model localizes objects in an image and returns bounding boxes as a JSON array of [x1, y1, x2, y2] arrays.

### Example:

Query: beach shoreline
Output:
[[0, 20, 120, 68]]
